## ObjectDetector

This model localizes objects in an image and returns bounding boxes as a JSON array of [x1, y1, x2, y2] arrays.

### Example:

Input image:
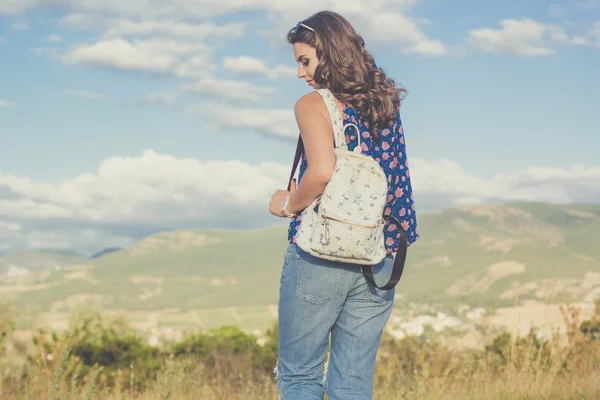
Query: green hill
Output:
[[0, 249, 88, 276], [1, 202, 599, 339]]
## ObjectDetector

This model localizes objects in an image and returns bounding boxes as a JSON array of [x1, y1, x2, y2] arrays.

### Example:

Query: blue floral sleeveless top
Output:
[[288, 101, 419, 253]]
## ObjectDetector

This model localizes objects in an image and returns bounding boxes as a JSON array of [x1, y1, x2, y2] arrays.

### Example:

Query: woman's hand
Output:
[[269, 91, 336, 218], [269, 179, 297, 217]]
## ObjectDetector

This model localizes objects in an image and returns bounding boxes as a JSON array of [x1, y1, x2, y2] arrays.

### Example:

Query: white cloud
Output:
[[60, 13, 246, 39], [4, 1, 444, 55], [62, 38, 215, 77], [0, 220, 21, 232], [357, 11, 446, 55], [44, 34, 62, 42], [63, 38, 178, 72], [0, 150, 288, 219], [0, 149, 290, 252], [223, 56, 297, 79], [468, 19, 556, 56], [1, 150, 599, 252], [134, 92, 176, 108], [565, 23, 600, 47], [467, 18, 581, 56], [59, 12, 113, 30], [0, 100, 17, 108], [11, 21, 29, 31], [257, 4, 446, 55], [0, 0, 36, 15], [102, 19, 246, 39], [182, 78, 276, 104], [587, 22, 600, 45], [0, 221, 135, 254], [172, 54, 218, 79], [63, 90, 110, 100], [572, 35, 592, 45], [188, 103, 297, 139], [7, 1, 445, 126], [33, 46, 60, 58], [409, 159, 600, 205]]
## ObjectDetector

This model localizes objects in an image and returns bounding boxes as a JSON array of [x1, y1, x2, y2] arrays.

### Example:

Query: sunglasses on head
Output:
[[293, 20, 314, 34]]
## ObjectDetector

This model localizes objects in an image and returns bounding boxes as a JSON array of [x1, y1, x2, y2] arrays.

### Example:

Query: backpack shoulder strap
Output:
[[361, 215, 408, 290], [286, 89, 349, 191], [287, 135, 303, 191], [315, 89, 347, 150]]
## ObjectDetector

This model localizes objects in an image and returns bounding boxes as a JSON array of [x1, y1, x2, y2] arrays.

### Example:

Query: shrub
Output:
[[0, 303, 598, 399], [171, 324, 277, 372]]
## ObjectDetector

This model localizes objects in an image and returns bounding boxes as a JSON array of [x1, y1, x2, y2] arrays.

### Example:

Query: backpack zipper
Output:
[[321, 213, 378, 229], [320, 213, 381, 245]]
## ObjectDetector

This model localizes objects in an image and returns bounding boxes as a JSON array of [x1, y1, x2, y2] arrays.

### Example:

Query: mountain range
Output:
[[1, 202, 598, 344]]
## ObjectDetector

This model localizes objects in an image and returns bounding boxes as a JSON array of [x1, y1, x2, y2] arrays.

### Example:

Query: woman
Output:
[[269, 10, 419, 400]]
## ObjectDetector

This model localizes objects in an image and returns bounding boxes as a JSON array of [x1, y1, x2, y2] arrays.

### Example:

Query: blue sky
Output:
[[0, 0, 599, 252]]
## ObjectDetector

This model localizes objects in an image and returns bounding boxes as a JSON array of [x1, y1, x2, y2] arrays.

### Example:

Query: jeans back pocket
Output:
[[295, 250, 346, 304]]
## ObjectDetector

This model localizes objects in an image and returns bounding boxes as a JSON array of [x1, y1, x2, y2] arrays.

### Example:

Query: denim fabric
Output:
[[276, 243, 395, 400]]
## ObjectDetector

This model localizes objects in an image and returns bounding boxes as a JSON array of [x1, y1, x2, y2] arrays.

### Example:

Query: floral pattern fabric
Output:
[[288, 97, 419, 253]]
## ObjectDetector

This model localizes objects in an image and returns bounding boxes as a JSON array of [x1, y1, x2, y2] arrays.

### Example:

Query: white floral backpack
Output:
[[287, 88, 408, 290]]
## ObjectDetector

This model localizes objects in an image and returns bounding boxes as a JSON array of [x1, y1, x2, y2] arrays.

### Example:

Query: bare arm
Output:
[[286, 92, 336, 214]]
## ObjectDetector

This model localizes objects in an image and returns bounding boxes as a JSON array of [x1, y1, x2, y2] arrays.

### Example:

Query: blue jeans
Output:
[[276, 243, 395, 400]]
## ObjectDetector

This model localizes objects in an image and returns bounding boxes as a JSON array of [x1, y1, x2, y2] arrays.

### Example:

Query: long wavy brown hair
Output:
[[287, 10, 407, 141]]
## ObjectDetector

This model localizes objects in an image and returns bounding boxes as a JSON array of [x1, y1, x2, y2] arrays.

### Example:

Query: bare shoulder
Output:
[[293, 91, 333, 142], [294, 91, 326, 116]]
